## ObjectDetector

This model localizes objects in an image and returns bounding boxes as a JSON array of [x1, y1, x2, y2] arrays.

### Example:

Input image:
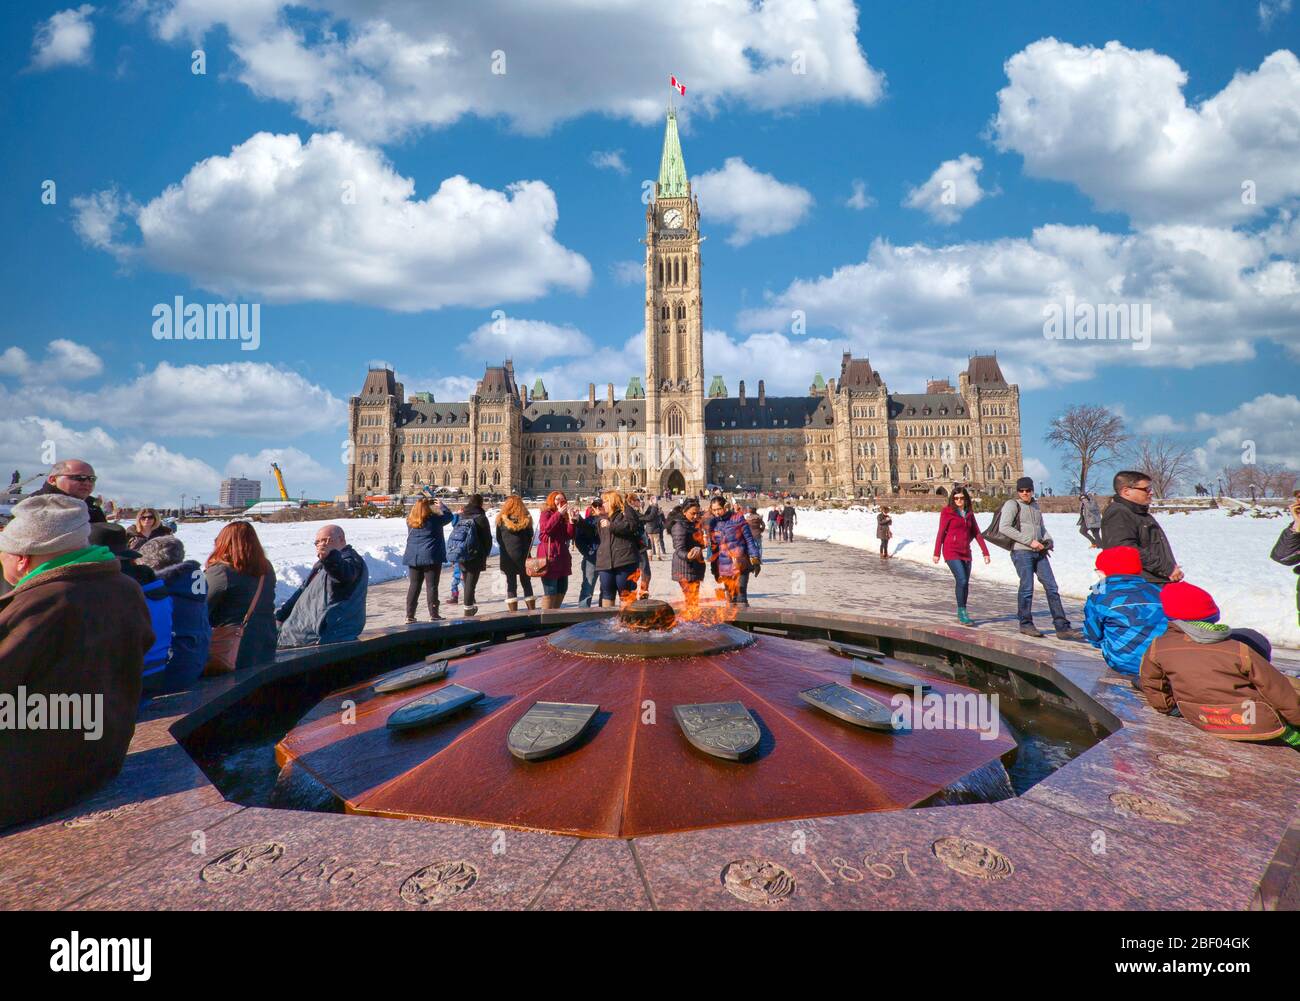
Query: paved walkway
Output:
[[363, 534, 1300, 670]]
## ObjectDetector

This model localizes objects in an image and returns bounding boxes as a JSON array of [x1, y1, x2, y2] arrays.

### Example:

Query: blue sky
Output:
[[2, 0, 1297, 505]]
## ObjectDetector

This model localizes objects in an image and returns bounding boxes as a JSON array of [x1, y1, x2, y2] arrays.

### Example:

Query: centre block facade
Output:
[[347, 109, 1023, 504]]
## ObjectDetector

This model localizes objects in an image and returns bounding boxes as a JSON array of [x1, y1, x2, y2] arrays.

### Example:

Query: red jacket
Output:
[[934, 506, 990, 561], [537, 508, 575, 578]]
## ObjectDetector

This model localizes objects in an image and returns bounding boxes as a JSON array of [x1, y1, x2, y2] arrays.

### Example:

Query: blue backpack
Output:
[[445, 518, 481, 564]]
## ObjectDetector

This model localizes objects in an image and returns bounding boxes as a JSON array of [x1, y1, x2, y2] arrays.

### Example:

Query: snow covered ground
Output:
[[786, 506, 1299, 649]]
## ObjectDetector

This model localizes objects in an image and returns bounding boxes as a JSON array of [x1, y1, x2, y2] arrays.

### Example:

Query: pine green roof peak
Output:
[[656, 107, 689, 200]]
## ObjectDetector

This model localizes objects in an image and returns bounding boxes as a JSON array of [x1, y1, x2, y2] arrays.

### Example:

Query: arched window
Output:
[[666, 406, 684, 437], [870, 463, 879, 481], [461, 471, 469, 487], [493, 469, 501, 485], [1003, 463, 1012, 481]]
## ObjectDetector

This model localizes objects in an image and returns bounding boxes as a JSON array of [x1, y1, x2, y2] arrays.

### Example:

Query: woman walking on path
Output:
[[876, 507, 893, 559], [536, 490, 578, 608], [668, 498, 707, 606], [1078, 492, 1103, 548], [595, 490, 644, 607], [932, 486, 991, 625], [204, 521, 278, 671], [402, 497, 453, 622], [495, 494, 536, 612]]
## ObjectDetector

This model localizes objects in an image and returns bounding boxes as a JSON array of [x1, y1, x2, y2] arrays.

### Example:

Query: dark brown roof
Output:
[[966, 355, 1007, 386], [838, 352, 883, 390], [360, 368, 399, 398], [476, 363, 518, 399], [888, 394, 968, 419]]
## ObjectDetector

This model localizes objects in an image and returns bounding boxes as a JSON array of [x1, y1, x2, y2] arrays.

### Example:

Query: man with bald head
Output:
[[33, 459, 107, 523], [275, 522, 368, 647]]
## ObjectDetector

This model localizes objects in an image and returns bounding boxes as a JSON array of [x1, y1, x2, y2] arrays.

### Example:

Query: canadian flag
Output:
[[670, 75, 686, 96]]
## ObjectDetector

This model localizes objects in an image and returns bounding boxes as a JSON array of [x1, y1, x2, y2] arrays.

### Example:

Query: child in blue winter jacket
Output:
[[1083, 545, 1168, 676]]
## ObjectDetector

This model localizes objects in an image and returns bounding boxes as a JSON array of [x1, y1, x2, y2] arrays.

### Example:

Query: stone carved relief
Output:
[[930, 836, 1015, 881], [720, 859, 795, 905], [400, 860, 479, 905], [200, 842, 286, 884], [1109, 791, 1191, 825]]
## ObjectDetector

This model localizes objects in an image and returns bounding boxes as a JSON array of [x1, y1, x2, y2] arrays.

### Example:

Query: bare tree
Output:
[[1045, 404, 1128, 496], [1129, 435, 1197, 499]]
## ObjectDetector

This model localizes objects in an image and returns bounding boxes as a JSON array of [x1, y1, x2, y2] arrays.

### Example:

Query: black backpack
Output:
[[983, 501, 1021, 551]]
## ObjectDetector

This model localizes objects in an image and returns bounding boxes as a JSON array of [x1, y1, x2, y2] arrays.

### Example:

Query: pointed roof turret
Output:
[[809, 372, 826, 395], [626, 376, 645, 399], [531, 377, 549, 401], [708, 375, 728, 398], [657, 107, 689, 199]]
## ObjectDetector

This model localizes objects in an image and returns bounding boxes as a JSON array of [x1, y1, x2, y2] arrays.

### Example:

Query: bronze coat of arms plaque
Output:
[[850, 658, 931, 693], [427, 640, 489, 663], [507, 701, 599, 761], [386, 684, 484, 731], [373, 659, 449, 694], [673, 701, 761, 761], [799, 683, 898, 731]]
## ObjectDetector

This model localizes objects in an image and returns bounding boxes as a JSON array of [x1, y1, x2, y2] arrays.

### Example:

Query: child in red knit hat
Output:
[[1139, 581, 1300, 745], [1082, 546, 1167, 677]]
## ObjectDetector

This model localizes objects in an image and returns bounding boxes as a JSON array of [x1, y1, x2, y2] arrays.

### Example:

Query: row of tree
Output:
[[1044, 404, 1296, 500]]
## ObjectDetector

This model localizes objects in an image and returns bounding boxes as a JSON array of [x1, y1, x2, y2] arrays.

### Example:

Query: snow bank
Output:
[[785, 506, 1299, 649]]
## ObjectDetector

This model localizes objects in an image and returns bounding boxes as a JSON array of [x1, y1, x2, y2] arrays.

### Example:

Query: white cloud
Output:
[[992, 39, 1300, 225], [1139, 414, 1187, 433], [0, 339, 103, 382], [1193, 393, 1300, 471], [846, 179, 876, 210], [29, 5, 95, 71], [225, 446, 336, 500], [610, 260, 644, 286], [0, 416, 223, 508], [462, 316, 592, 365], [0, 360, 346, 437], [136, 0, 884, 142], [1023, 457, 1051, 486], [589, 150, 629, 174], [692, 157, 814, 246], [73, 131, 591, 311], [1259, 0, 1293, 29], [738, 220, 1300, 392], [903, 154, 989, 224]]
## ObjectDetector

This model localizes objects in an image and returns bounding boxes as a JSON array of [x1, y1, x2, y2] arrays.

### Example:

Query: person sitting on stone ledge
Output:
[[0, 495, 154, 829], [276, 523, 368, 647], [1083, 546, 1167, 677], [1138, 581, 1300, 746]]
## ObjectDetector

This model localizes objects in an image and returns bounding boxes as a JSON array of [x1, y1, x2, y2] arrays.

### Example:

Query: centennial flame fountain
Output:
[[275, 600, 1017, 838]]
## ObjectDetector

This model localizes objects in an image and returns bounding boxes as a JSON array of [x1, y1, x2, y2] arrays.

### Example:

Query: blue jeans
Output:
[[598, 566, 637, 603], [1011, 550, 1070, 630], [945, 559, 971, 608], [542, 576, 568, 598], [578, 557, 598, 607]]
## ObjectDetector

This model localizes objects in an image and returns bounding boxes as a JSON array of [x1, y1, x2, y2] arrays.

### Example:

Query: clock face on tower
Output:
[[663, 208, 684, 229]]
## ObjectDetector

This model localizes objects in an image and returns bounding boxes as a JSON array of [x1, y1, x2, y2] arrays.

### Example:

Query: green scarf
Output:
[[15, 545, 117, 588]]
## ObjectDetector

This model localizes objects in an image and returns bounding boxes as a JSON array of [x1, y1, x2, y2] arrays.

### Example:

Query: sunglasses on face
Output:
[[62, 474, 96, 483], [1128, 485, 1153, 494]]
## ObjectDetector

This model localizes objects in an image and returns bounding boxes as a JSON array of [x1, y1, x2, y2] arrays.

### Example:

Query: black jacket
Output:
[[596, 508, 643, 571], [33, 481, 107, 523], [1272, 524, 1300, 618], [495, 517, 535, 576], [456, 505, 493, 572], [643, 504, 666, 533], [1100, 495, 1177, 584], [668, 508, 705, 583]]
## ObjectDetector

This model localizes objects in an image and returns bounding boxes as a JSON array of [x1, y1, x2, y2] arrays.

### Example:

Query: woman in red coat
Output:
[[536, 490, 578, 608], [932, 486, 990, 625]]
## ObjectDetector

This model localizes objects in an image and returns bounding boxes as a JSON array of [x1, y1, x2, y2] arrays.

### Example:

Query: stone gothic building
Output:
[[347, 109, 1023, 503]]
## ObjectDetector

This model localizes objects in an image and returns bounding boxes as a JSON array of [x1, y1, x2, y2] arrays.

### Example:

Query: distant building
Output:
[[220, 476, 261, 508], [347, 109, 1023, 502]]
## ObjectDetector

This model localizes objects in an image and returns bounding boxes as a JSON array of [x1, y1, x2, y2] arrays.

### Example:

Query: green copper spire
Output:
[[708, 375, 728, 398], [626, 376, 645, 399], [531, 378, 548, 401], [657, 107, 689, 199]]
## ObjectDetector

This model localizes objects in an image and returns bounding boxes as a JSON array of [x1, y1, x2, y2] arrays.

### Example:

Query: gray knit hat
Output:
[[137, 534, 185, 571], [0, 494, 91, 556]]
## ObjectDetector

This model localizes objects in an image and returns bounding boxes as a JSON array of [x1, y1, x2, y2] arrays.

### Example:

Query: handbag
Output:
[[525, 533, 550, 577], [204, 572, 266, 676]]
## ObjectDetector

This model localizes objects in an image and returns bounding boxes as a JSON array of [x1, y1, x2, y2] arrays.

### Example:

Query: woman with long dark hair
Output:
[[403, 496, 453, 622], [668, 497, 707, 605], [932, 486, 990, 625], [204, 521, 278, 670]]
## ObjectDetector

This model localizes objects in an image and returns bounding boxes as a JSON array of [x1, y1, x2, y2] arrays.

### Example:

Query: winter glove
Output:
[[750, 558, 761, 576]]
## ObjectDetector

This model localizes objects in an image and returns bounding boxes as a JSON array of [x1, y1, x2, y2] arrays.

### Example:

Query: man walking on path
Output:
[[1000, 477, 1083, 640], [781, 502, 797, 542], [1100, 470, 1183, 585]]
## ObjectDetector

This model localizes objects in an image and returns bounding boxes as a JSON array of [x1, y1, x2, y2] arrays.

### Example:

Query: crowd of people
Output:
[[3, 456, 1298, 829]]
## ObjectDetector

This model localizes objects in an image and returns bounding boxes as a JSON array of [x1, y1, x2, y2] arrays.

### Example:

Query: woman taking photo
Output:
[[204, 521, 278, 672], [402, 497, 453, 622], [495, 494, 536, 612], [876, 506, 893, 559], [931, 486, 991, 625], [668, 497, 706, 605], [595, 489, 643, 607], [536, 490, 577, 608], [127, 507, 173, 550]]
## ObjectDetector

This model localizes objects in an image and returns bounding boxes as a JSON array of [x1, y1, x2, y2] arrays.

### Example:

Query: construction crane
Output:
[[270, 462, 290, 502]]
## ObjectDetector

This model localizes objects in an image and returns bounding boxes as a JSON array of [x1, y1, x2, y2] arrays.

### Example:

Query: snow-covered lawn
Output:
[[787, 506, 1299, 649]]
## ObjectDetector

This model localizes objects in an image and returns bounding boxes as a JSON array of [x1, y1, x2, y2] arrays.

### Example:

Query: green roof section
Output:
[[656, 107, 689, 199], [708, 375, 728, 398], [626, 376, 644, 399], [531, 378, 548, 400], [809, 373, 827, 394], [412, 391, 435, 403]]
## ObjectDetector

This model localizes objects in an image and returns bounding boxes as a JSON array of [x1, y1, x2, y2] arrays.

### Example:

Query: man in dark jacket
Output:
[[1273, 497, 1300, 626], [574, 498, 603, 607], [89, 522, 173, 684], [277, 524, 369, 645], [32, 459, 107, 523], [642, 499, 666, 559], [0, 495, 153, 829], [1100, 470, 1182, 585], [781, 503, 797, 542]]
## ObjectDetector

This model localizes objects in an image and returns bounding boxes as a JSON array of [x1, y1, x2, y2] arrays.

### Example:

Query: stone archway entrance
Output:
[[662, 469, 687, 495]]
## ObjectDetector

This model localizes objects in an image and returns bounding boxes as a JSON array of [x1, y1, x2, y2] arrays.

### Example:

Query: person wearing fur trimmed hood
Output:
[[1139, 581, 1300, 745], [136, 534, 211, 695], [495, 495, 536, 612]]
